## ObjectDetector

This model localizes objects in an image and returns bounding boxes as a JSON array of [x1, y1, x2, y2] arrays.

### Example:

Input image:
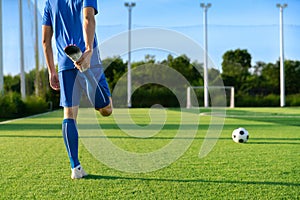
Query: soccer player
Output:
[[42, 0, 112, 179]]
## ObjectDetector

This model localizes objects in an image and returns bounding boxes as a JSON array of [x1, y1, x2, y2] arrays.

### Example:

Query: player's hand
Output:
[[49, 72, 60, 91], [74, 49, 93, 72]]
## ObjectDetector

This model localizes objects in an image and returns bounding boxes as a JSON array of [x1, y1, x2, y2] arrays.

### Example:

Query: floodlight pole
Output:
[[34, 0, 40, 96], [19, 0, 26, 99], [200, 3, 211, 108], [276, 3, 287, 107], [0, 0, 3, 94], [125, 2, 135, 108]]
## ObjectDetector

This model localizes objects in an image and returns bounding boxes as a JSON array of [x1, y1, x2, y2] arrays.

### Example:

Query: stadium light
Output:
[[276, 3, 287, 107], [0, 0, 3, 94], [19, 0, 25, 99], [34, 0, 40, 96], [124, 2, 136, 108], [200, 3, 211, 108]]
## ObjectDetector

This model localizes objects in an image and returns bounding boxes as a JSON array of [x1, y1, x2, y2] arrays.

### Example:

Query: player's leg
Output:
[[82, 69, 110, 109], [62, 106, 79, 168], [99, 97, 113, 116], [90, 67, 113, 116], [62, 106, 87, 179], [59, 69, 87, 179]]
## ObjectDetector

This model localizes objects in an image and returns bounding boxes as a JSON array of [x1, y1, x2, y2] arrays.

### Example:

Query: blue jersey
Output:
[[42, 0, 99, 72]]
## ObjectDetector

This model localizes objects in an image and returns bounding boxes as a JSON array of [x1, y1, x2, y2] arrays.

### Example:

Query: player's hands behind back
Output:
[[74, 49, 93, 72]]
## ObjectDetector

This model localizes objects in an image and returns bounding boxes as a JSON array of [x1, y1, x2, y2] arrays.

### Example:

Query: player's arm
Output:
[[74, 7, 96, 71], [42, 25, 60, 91]]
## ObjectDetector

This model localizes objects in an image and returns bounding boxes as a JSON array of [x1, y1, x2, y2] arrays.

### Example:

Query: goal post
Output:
[[187, 86, 234, 108]]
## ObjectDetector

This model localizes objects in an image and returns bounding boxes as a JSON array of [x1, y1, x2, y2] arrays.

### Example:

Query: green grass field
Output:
[[1, 107, 300, 199]]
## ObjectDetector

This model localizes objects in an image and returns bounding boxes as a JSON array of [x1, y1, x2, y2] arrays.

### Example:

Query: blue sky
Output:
[[2, 0, 300, 75]]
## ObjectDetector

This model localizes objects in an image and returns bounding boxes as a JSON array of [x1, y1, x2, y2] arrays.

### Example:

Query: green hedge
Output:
[[286, 94, 300, 106], [0, 92, 25, 118], [235, 94, 279, 107], [0, 92, 50, 119], [24, 96, 49, 115], [235, 94, 300, 107], [1, 91, 300, 119], [132, 86, 180, 108]]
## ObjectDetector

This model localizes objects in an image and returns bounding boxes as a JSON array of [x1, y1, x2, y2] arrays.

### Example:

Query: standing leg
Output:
[[62, 106, 87, 179], [62, 106, 79, 169]]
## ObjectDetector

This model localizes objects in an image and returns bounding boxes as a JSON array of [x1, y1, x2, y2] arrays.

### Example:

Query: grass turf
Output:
[[0, 108, 299, 199]]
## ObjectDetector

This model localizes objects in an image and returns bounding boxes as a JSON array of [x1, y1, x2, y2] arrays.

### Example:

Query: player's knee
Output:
[[99, 107, 112, 117], [64, 107, 78, 119], [96, 98, 112, 116]]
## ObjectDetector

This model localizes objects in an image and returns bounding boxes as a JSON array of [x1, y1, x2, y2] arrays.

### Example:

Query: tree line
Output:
[[221, 49, 300, 106], [1, 48, 300, 118]]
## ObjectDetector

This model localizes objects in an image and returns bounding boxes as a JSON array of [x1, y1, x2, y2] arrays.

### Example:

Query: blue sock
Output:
[[62, 119, 80, 169]]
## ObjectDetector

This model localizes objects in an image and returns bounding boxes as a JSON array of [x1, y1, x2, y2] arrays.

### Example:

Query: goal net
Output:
[[186, 86, 235, 108]]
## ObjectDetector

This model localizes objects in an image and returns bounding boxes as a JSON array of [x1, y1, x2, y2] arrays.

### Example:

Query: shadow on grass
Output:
[[0, 123, 61, 131], [249, 141, 300, 145], [0, 134, 299, 146], [85, 174, 300, 187], [0, 134, 61, 139]]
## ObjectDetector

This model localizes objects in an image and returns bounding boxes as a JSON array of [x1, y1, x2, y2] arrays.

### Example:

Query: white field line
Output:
[[199, 112, 300, 118], [0, 111, 54, 125]]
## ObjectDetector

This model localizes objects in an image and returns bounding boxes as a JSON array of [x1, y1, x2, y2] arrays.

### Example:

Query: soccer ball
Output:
[[232, 127, 249, 143]]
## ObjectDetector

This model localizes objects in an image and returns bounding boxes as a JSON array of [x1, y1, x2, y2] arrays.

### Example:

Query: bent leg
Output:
[[83, 69, 110, 109], [98, 97, 113, 116]]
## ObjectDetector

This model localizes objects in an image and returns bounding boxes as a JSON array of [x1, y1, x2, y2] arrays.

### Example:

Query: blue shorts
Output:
[[59, 68, 111, 108]]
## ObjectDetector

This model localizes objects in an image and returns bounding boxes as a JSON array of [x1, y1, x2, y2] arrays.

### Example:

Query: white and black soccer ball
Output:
[[232, 127, 249, 143]]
